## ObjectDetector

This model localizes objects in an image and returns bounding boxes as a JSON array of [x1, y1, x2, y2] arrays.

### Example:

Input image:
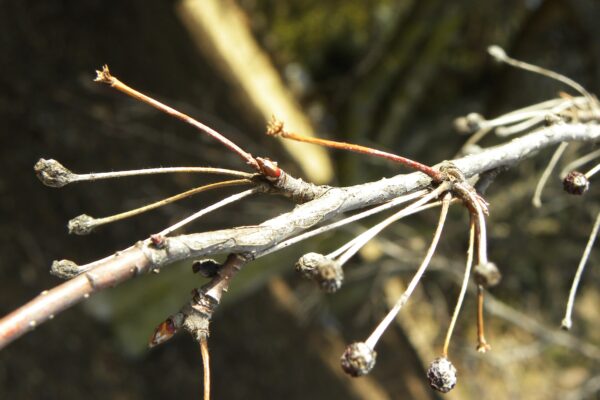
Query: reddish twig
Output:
[[0, 246, 150, 348], [95, 65, 261, 171], [266, 117, 443, 181]]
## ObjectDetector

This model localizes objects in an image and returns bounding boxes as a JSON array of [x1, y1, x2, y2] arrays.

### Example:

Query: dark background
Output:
[[1, 0, 600, 399]]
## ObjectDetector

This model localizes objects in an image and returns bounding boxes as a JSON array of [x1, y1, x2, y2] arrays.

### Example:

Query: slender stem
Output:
[[332, 185, 448, 265], [488, 45, 597, 108], [200, 338, 211, 400], [268, 125, 442, 181], [562, 210, 600, 330], [495, 114, 546, 137], [365, 192, 452, 349], [71, 166, 254, 181], [158, 188, 258, 236], [95, 66, 260, 171], [560, 148, 600, 178], [81, 179, 251, 228], [476, 284, 491, 352], [458, 183, 488, 265], [585, 163, 600, 179], [495, 99, 579, 137], [532, 142, 569, 208], [442, 219, 475, 358], [327, 200, 449, 261], [255, 189, 429, 258]]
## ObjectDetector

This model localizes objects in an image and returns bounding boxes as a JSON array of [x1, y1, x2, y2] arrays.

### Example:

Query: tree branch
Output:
[[0, 122, 598, 349]]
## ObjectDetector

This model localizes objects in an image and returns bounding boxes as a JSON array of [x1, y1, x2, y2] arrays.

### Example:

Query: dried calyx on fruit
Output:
[[563, 171, 590, 195], [295, 252, 344, 293], [427, 357, 457, 393], [340, 342, 376, 377]]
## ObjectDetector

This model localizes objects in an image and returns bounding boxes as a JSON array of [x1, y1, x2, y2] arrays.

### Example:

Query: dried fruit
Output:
[[563, 171, 589, 195], [427, 357, 457, 393], [340, 342, 376, 377]]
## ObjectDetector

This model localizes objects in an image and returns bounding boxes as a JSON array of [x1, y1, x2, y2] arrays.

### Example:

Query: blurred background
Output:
[[1, 0, 600, 398]]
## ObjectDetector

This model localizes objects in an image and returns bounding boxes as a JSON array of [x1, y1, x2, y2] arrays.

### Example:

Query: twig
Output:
[[332, 185, 447, 265], [95, 65, 260, 171], [68, 179, 253, 235], [34, 158, 253, 188], [488, 45, 598, 108], [442, 219, 475, 358], [200, 338, 211, 400], [365, 193, 452, 349], [585, 163, 600, 179], [532, 141, 569, 208], [560, 148, 600, 178], [266, 117, 442, 181], [158, 188, 259, 236], [561, 209, 600, 330], [1, 122, 599, 348], [476, 284, 491, 352]]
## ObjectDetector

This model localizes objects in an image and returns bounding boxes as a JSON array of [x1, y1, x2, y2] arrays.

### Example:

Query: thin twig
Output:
[[70, 179, 252, 233], [71, 166, 254, 182], [442, 219, 475, 358], [561, 209, 600, 330], [158, 188, 259, 236], [488, 45, 598, 108], [476, 284, 491, 352], [560, 148, 600, 178], [333, 185, 448, 265], [532, 142, 569, 208], [266, 118, 442, 181], [585, 163, 600, 179], [365, 192, 452, 349], [200, 338, 211, 400], [95, 65, 260, 171]]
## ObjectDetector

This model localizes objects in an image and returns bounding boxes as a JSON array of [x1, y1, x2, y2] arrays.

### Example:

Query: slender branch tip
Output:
[[34, 158, 75, 188], [487, 45, 507, 62], [94, 64, 114, 84]]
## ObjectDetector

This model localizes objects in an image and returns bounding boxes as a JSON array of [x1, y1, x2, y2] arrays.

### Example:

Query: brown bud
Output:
[[427, 357, 457, 393], [149, 318, 178, 348], [474, 262, 501, 288], [563, 171, 589, 195], [340, 342, 376, 377]]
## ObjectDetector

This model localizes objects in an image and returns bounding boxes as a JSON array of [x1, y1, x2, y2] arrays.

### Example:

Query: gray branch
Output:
[[0, 122, 598, 349]]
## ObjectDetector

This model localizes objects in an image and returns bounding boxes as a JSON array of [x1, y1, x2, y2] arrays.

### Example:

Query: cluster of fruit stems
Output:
[[85, 67, 497, 357], [24, 48, 600, 398], [37, 66, 490, 397]]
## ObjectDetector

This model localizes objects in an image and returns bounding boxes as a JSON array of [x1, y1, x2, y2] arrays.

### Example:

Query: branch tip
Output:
[[34, 158, 74, 188], [266, 115, 285, 137], [68, 214, 96, 235], [487, 45, 507, 62], [94, 64, 114, 84]]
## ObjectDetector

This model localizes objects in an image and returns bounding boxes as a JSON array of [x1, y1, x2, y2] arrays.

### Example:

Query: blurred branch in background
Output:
[[176, 0, 333, 183]]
